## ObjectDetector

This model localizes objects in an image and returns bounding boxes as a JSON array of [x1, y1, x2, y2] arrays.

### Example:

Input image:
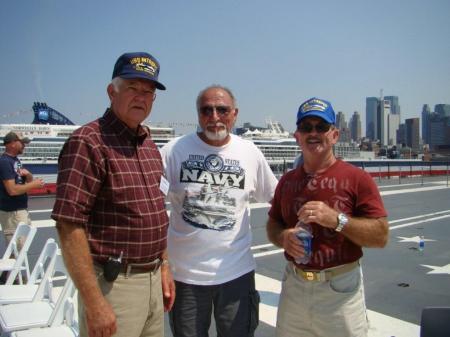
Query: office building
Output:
[[428, 113, 450, 150], [435, 104, 450, 117], [366, 97, 378, 141], [366, 94, 400, 146], [336, 111, 347, 129], [397, 124, 406, 145], [405, 118, 420, 150], [336, 111, 351, 142], [384, 96, 401, 118], [377, 99, 390, 146], [422, 104, 431, 144], [388, 113, 400, 145], [350, 111, 361, 142]]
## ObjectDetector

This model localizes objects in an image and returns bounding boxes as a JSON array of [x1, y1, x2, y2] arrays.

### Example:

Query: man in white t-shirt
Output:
[[160, 85, 277, 337]]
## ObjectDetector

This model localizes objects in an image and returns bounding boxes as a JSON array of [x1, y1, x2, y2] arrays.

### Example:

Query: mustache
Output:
[[306, 136, 321, 142], [206, 122, 226, 128]]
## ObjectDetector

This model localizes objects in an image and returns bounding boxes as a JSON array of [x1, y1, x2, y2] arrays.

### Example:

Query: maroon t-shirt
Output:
[[269, 159, 387, 269]]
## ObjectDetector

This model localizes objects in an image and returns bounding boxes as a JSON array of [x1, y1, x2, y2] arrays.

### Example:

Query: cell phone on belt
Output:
[[103, 251, 123, 282]]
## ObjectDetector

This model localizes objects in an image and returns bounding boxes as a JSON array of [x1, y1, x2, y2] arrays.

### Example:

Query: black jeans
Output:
[[169, 271, 259, 337]]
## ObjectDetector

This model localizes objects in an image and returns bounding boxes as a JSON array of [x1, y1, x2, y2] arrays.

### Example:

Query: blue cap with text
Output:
[[296, 97, 336, 125], [112, 52, 166, 90]]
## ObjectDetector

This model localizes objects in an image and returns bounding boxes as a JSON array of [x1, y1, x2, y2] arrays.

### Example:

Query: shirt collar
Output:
[[102, 109, 149, 145]]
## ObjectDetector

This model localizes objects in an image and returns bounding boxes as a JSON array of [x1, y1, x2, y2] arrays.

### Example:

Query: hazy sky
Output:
[[1, 0, 449, 134]]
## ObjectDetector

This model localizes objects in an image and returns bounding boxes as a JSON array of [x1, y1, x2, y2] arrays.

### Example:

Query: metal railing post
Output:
[[421, 165, 424, 186], [447, 162, 449, 187]]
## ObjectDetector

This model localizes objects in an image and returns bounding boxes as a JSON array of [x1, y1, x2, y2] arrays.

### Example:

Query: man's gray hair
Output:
[[196, 85, 237, 111], [111, 77, 125, 92]]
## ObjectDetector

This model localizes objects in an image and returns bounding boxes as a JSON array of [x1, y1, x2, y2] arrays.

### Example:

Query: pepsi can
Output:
[[295, 229, 313, 264]]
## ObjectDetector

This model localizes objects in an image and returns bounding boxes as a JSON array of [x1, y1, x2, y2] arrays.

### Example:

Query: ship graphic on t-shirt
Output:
[[182, 184, 237, 231]]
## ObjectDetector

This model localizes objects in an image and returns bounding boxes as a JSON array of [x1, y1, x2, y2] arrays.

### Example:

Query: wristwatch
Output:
[[336, 213, 349, 232]]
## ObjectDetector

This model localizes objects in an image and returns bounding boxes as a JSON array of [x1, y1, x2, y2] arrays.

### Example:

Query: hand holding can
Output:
[[295, 221, 313, 264]]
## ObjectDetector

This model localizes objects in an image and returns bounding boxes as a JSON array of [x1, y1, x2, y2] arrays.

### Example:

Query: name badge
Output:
[[159, 176, 170, 196]]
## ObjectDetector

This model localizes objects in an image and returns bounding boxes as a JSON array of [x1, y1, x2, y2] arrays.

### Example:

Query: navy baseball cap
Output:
[[296, 97, 336, 125], [112, 52, 166, 90]]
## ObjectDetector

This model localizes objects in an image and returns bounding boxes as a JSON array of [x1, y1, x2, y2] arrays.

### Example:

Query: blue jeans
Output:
[[169, 271, 259, 337]]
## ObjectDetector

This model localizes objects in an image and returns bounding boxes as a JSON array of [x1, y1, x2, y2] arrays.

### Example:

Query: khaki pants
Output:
[[276, 262, 368, 337], [78, 265, 164, 337], [0, 209, 31, 246]]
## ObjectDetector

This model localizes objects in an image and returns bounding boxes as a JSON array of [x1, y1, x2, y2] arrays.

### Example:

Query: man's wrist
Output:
[[336, 213, 349, 232]]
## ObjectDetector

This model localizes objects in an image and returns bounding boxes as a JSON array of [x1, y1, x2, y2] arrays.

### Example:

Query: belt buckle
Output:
[[305, 271, 315, 281]]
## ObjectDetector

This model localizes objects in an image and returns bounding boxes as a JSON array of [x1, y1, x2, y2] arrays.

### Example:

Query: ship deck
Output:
[[2, 175, 450, 336]]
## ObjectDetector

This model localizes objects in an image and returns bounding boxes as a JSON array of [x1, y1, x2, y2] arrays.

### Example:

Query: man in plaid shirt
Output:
[[52, 52, 174, 337]]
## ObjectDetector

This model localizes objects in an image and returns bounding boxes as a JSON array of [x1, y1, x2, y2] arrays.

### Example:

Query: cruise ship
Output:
[[236, 119, 300, 172], [1, 104, 306, 176], [235, 119, 363, 172], [2, 103, 446, 196], [0, 102, 176, 194], [0, 102, 176, 164]]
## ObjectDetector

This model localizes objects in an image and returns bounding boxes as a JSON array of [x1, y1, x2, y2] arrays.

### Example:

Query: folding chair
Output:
[[0, 253, 77, 334], [10, 292, 78, 337], [0, 238, 59, 305], [0, 223, 37, 285], [10, 324, 78, 337], [420, 306, 450, 337]]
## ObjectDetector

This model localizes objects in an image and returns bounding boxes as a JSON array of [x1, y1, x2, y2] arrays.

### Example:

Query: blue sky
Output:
[[1, 0, 449, 134]]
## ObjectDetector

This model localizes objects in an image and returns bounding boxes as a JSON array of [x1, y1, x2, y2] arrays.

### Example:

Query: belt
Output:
[[292, 261, 359, 282], [121, 259, 162, 275], [95, 258, 162, 278]]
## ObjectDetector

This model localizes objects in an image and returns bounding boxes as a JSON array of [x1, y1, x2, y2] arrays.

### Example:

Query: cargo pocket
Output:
[[248, 289, 260, 336]]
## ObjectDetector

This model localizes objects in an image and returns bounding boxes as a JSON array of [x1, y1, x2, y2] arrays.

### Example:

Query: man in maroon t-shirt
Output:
[[267, 97, 389, 337]]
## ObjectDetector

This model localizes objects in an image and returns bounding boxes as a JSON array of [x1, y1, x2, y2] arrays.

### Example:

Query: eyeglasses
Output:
[[297, 122, 332, 133], [199, 105, 233, 117]]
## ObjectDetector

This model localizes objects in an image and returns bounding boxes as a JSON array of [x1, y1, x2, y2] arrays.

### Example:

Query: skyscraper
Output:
[[350, 111, 361, 142], [405, 118, 420, 150], [366, 94, 400, 146], [336, 111, 347, 129], [384, 96, 401, 119], [366, 97, 378, 141], [428, 113, 450, 150], [378, 99, 390, 146], [397, 123, 406, 145], [435, 104, 450, 117], [336, 111, 351, 142], [421, 104, 431, 144], [388, 113, 400, 145]]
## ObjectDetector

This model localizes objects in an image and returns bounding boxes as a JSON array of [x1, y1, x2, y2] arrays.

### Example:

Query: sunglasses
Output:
[[297, 122, 332, 133], [199, 105, 233, 117]]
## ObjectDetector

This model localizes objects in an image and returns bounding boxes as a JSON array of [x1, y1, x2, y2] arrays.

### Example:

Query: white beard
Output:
[[200, 123, 229, 141]]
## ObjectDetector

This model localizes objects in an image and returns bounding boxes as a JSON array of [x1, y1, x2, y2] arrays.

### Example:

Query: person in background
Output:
[[52, 52, 175, 337], [160, 85, 278, 337], [267, 97, 389, 337], [0, 131, 44, 245]]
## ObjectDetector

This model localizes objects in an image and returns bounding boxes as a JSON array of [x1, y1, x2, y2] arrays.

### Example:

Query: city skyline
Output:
[[1, 1, 449, 134]]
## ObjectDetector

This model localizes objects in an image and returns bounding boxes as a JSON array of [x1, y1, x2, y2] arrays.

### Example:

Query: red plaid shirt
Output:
[[52, 109, 169, 264]]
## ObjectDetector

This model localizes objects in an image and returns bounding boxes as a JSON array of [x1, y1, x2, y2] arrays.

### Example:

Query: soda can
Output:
[[295, 230, 313, 264]]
